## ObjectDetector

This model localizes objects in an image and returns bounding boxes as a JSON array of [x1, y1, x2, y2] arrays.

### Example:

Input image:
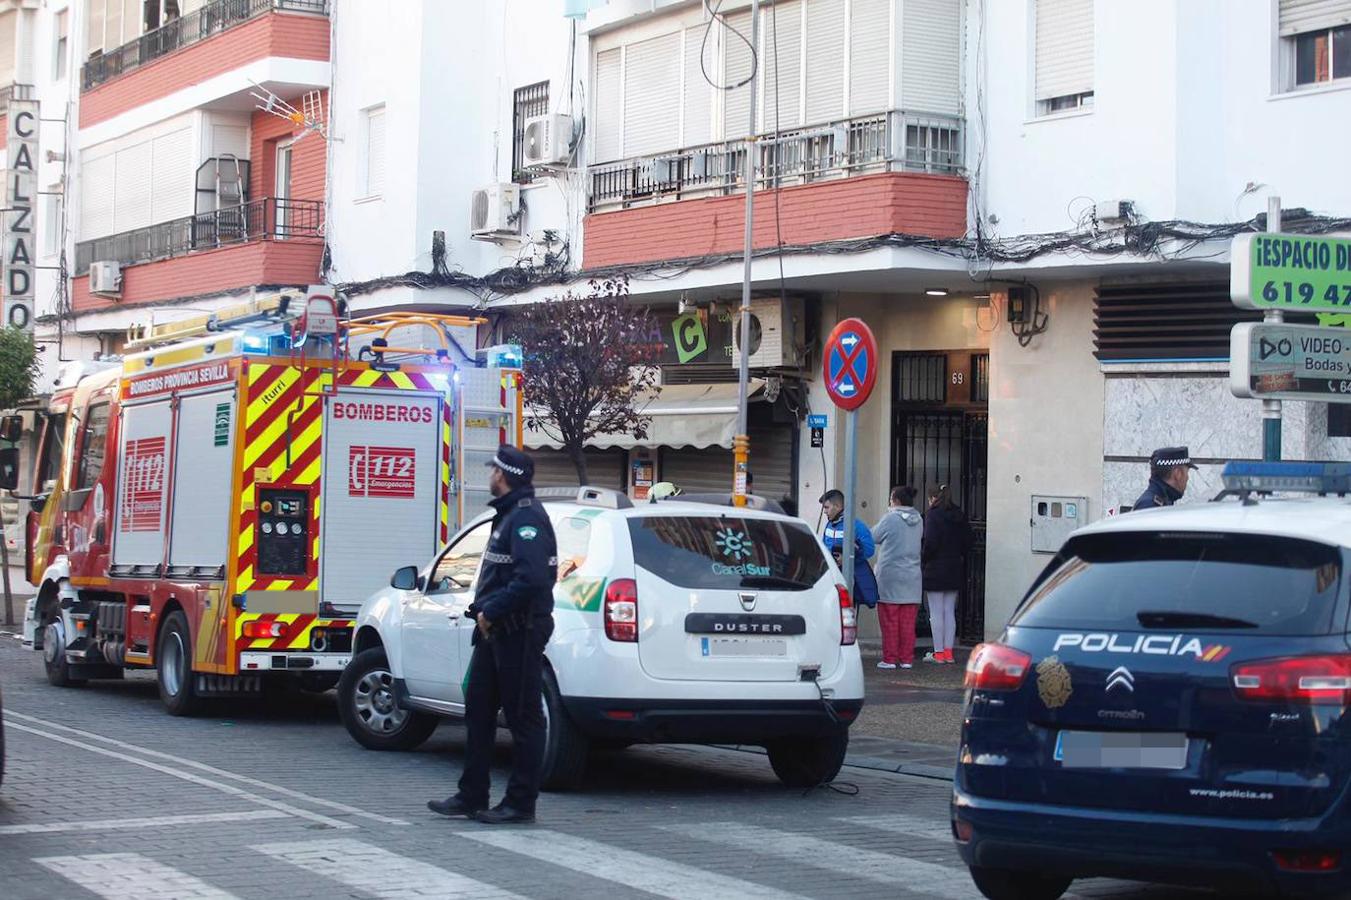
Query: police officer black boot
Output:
[[475, 803, 536, 825], [426, 796, 483, 818]]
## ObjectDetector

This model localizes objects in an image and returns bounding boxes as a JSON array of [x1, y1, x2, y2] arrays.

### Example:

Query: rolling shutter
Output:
[[114, 142, 154, 233], [623, 31, 681, 157], [804, 0, 845, 123], [530, 448, 626, 492], [764, 0, 803, 130], [105, 0, 123, 52], [81, 155, 116, 241], [365, 108, 386, 197], [151, 128, 195, 223], [902, 0, 961, 115], [848, 0, 890, 115], [0, 13, 15, 83], [1279, 0, 1351, 35], [683, 26, 715, 145], [593, 47, 623, 162], [723, 8, 755, 139], [659, 423, 795, 501], [87, 1, 105, 54], [1034, 0, 1094, 101]]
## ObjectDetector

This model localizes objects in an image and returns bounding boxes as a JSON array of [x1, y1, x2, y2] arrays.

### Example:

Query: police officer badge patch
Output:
[[517, 525, 539, 540], [1036, 655, 1073, 709]]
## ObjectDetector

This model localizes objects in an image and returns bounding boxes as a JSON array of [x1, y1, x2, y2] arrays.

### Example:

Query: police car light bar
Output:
[[1221, 461, 1351, 494]]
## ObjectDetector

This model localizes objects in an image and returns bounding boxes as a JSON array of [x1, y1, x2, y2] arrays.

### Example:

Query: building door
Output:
[[274, 139, 293, 235], [890, 351, 989, 644]]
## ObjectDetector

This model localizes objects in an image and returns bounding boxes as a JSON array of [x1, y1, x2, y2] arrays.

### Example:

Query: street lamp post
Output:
[[732, 0, 760, 508]]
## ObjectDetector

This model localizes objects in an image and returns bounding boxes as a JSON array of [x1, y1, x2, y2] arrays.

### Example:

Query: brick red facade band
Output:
[[582, 172, 968, 270]]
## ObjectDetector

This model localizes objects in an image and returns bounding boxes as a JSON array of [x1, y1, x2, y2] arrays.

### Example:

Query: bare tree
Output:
[[510, 278, 660, 485]]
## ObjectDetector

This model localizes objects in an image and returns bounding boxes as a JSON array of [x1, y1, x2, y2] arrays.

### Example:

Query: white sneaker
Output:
[[900, 663, 913, 669], [876, 660, 897, 670]]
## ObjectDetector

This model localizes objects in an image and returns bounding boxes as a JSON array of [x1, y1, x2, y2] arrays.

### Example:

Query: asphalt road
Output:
[[0, 637, 1214, 899]]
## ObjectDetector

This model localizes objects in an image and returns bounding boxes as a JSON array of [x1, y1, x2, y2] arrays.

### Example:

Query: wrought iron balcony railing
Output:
[[82, 0, 328, 92], [588, 110, 963, 212], [74, 197, 323, 274]]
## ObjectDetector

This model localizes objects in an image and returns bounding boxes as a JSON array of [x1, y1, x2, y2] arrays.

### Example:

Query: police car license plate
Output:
[[700, 637, 788, 658], [1054, 730, 1189, 770]]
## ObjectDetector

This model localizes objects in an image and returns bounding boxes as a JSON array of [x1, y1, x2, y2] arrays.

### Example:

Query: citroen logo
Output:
[[1106, 666, 1135, 693], [739, 591, 757, 612]]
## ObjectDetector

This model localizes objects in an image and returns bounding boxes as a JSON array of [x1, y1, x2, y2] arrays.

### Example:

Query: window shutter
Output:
[[151, 128, 195, 223], [87, 1, 106, 54], [114, 142, 154, 233], [723, 8, 755, 139], [764, 0, 803, 130], [366, 109, 386, 196], [902, 0, 961, 115], [682, 27, 716, 145], [106, 0, 123, 51], [623, 31, 681, 157], [804, 0, 845, 124], [848, 0, 890, 115], [1034, 0, 1094, 101], [1279, 0, 1351, 35], [81, 155, 116, 241], [593, 47, 623, 161], [0, 12, 15, 81]]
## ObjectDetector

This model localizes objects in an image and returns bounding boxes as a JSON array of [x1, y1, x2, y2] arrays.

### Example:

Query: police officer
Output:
[[428, 445, 556, 825], [1132, 446, 1199, 511]]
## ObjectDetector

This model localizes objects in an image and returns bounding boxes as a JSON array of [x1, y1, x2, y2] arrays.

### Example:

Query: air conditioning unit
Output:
[[731, 296, 807, 369], [522, 114, 573, 168], [470, 183, 521, 240], [89, 260, 122, 296]]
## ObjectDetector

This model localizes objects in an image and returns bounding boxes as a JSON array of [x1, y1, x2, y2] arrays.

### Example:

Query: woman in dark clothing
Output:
[[920, 484, 972, 664]]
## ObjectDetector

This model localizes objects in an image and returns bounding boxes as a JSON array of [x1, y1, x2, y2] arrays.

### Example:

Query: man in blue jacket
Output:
[[819, 489, 879, 608], [1132, 446, 1199, 511], [429, 445, 557, 825]]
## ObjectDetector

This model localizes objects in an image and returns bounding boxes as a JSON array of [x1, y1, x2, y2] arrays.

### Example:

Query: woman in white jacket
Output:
[[871, 486, 924, 668]]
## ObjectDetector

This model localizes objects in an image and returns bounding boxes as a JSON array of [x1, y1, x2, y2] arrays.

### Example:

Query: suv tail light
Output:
[[964, 643, 1032, 691], [1231, 654, 1351, 704], [604, 578, 638, 642], [837, 584, 857, 645]]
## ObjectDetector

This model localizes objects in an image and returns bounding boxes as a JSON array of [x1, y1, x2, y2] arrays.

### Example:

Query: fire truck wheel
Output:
[[157, 611, 201, 717], [43, 619, 86, 687], [338, 648, 437, 751], [540, 668, 588, 792]]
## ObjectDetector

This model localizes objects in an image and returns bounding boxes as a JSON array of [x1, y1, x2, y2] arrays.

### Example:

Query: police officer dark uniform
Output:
[[1132, 446, 1200, 511], [428, 445, 556, 824]]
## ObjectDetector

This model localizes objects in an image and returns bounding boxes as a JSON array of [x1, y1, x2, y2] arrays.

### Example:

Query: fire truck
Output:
[[0, 289, 521, 715]]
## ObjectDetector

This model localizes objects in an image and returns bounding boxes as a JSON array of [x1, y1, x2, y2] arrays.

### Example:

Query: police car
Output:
[[337, 488, 865, 790], [954, 462, 1351, 899]]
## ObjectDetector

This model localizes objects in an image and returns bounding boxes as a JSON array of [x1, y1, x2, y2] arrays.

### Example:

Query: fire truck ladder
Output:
[[124, 292, 293, 351]]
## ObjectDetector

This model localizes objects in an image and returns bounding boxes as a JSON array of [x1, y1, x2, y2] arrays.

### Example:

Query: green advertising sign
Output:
[[1231, 233, 1351, 311]]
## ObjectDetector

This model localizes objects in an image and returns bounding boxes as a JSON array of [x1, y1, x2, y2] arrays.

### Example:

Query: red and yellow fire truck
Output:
[[0, 290, 520, 714]]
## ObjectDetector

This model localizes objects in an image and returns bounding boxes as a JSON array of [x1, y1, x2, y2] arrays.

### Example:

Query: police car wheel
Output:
[[968, 866, 1071, 900], [540, 668, 587, 792], [42, 619, 86, 688], [338, 648, 438, 751], [766, 729, 849, 788]]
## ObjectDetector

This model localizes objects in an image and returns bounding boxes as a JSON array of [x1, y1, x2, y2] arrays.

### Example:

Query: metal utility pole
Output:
[[732, 0, 760, 508], [1264, 196, 1282, 461]]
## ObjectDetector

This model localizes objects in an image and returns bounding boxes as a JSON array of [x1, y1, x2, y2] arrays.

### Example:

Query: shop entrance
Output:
[[889, 351, 989, 644]]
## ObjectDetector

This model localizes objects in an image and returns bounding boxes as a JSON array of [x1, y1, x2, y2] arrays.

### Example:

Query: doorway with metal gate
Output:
[[889, 351, 989, 645]]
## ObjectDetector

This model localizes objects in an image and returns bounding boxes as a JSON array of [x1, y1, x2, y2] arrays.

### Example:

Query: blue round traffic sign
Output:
[[823, 318, 878, 410]]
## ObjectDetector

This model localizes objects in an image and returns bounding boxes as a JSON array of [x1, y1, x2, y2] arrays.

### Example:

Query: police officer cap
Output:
[[1150, 446, 1199, 470], [486, 445, 535, 485]]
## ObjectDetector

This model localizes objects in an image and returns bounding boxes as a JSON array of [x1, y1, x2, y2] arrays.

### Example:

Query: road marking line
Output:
[[661, 822, 983, 900], [4, 709, 407, 826], [833, 813, 954, 843], [0, 809, 289, 835], [6, 720, 353, 830], [254, 838, 525, 899], [36, 852, 240, 900], [460, 829, 808, 899]]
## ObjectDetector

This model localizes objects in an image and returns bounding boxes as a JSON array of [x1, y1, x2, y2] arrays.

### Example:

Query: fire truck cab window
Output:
[[77, 403, 111, 490], [429, 520, 491, 594], [38, 412, 68, 492]]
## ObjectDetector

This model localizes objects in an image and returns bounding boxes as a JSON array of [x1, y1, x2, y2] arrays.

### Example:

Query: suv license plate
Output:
[[1054, 730, 1188, 770], [701, 637, 787, 658]]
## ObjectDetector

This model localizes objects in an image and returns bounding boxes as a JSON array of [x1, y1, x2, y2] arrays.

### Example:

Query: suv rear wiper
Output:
[[1136, 611, 1259, 629], [739, 575, 806, 590]]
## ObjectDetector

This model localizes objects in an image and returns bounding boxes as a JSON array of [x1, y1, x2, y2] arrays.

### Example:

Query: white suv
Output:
[[337, 488, 865, 789]]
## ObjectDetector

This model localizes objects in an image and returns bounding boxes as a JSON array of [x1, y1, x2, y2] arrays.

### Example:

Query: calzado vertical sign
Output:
[[5, 97, 38, 332]]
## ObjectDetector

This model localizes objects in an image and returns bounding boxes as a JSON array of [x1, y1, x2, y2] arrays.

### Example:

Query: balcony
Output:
[[82, 0, 328, 91], [75, 197, 322, 274], [71, 197, 324, 314], [583, 111, 968, 270], [588, 111, 962, 213]]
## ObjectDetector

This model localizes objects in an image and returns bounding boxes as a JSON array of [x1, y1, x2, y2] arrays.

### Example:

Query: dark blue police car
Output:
[[954, 463, 1351, 899]]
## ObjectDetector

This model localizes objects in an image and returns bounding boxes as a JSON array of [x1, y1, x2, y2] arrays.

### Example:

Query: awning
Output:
[[524, 380, 764, 451]]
